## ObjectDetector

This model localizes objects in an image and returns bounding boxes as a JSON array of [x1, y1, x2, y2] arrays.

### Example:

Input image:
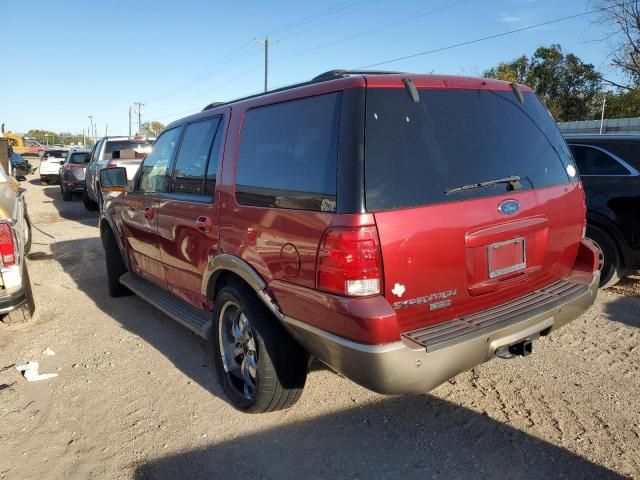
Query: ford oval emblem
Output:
[[498, 199, 520, 215]]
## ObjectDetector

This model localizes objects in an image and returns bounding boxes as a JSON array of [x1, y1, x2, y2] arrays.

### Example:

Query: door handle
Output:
[[143, 207, 155, 220], [196, 216, 213, 233]]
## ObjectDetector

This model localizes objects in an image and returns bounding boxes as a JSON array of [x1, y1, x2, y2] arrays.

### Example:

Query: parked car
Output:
[[59, 148, 91, 201], [39, 149, 67, 184], [99, 70, 599, 413], [564, 134, 640, 287], [0, 161, 34, 323], [83, 136, 153, 211]]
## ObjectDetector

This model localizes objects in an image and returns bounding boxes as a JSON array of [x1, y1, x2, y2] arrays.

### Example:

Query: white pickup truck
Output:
[[83, 136, 153, 211]]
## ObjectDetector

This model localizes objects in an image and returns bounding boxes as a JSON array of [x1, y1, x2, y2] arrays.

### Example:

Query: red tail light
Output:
[[106, 161, 118, 168], [0, 223, 16, 267], [317, 226, 383, 297]]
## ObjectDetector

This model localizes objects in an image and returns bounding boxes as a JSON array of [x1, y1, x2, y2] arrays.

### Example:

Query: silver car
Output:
[[83, 136, 153, 211]]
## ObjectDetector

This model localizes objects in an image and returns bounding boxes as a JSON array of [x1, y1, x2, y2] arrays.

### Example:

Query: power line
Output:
[[130, 6, 614, 132], [357, 6, 616, 69], [274, 0, 381, 42], [143, 0, 371, 105], [264, 0, 367, 37], [273, 0, 472, 64]]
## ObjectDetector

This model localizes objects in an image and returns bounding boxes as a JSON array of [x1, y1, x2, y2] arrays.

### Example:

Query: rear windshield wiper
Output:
[[445, 175, 522, 195]]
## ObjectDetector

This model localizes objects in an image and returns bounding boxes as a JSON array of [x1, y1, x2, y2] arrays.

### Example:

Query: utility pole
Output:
[[133, 102, 144, 135], [105, 124, 108, 137], [256, 36, 275, 93], [128, 106, 132, 137], [88, 115, 93, 144]]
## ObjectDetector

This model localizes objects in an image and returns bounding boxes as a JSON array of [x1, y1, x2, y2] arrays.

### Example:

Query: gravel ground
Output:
[[0, 178, 638, 480]]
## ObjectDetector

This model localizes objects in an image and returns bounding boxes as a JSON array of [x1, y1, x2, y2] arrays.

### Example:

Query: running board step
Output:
[[120, 272, 211, 338]]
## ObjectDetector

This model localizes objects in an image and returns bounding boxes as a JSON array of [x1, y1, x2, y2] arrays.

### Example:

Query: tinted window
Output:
[[569, 145, 629, 175], [45, 150, 66, 158], [205, 117, 226, 196], [236, 92, 341, 211], [365, 89, 574, 211], [172, 117, 220, 195], [590, 141, 640, 170], [137, 128, 182, 193], [103, 140, 153, 160], [69, 152, 90, 164]]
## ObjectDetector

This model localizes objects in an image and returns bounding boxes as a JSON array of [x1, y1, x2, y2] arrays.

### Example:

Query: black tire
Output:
[[212, 283, 308, 413], [587, 225, 624, 288], [23, 214, 32, 254], [82, 188, 98, 211], [1, 264, 35, 324], [62, 188, 72, 201], [102, 227, 131, 297]]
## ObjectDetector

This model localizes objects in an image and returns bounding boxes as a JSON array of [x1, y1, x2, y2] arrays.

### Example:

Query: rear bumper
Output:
[[283, 270, 599, 394], [62, 180, 86, 192]]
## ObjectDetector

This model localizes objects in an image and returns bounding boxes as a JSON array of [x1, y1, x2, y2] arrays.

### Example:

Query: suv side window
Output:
[[569, 145, 630, 176], [171, 117, 221, 195], [137, 127, 182, 193], [235, 92, 341, 212]]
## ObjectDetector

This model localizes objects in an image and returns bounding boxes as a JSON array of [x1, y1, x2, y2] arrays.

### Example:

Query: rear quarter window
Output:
[[235, 92, 342, 212]]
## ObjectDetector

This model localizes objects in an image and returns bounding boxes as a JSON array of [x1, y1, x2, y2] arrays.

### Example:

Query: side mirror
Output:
[[100, 167, 128, 193], [59, 160, 65, 165]]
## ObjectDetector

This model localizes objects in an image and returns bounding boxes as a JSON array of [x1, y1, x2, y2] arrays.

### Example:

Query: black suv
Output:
[[565, 134, 640, 287]]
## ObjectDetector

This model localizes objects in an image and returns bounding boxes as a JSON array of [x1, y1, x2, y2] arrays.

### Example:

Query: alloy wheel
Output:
[[218, 301, 258, 400]]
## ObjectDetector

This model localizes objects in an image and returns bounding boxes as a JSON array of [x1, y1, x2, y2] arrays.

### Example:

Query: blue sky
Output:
[[2, 0, 620, 135]]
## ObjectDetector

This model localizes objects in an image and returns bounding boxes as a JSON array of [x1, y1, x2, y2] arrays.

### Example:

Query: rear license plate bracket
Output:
[[487, 237, 526, 279]]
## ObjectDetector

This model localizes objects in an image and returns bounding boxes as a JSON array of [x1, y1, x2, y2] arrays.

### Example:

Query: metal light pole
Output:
[[128, 106, 132, 137], [599, 94, 607, 135], [88, 115, 93, 144], [133, 102, 144, 135]]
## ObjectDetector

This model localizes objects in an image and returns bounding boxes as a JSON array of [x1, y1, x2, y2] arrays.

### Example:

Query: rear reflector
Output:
[[0, 223, 16, 267], [317, 226, 382, 297]]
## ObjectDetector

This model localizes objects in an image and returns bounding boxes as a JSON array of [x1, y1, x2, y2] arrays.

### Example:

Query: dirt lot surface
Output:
[[0, 178, 638, 479]]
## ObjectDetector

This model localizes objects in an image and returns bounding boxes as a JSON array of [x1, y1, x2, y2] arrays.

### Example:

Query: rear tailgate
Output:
[[364, 77, 583, 334]]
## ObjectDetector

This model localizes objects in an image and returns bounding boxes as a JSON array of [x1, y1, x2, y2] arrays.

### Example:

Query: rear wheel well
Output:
[[207, 270, 247, 302]]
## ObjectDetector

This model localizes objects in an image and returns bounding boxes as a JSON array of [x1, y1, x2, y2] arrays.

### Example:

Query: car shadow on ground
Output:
[[603, 292, 640, 329], [28, 180, 98, 227], [133, 395, 624, 480], [49, 237, 222, 397]]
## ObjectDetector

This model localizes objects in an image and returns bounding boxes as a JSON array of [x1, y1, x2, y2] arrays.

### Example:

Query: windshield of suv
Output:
[[103, 140, 152, 160], [69, 152, 90, 164], [364, 88, 576, 211]]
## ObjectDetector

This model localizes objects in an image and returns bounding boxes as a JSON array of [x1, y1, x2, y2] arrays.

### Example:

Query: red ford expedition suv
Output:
[[98, 70, 600, 413]]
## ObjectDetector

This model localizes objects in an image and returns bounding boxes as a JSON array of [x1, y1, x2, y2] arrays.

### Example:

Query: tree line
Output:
[[24, 121, 165, 146]]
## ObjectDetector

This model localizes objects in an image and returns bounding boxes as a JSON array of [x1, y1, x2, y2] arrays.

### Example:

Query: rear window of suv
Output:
[[365, 88, 574, 211], [236, 92, 342, 212], [103, 140, 153, 160]]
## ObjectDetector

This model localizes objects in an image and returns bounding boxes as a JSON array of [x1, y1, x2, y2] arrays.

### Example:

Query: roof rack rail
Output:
[[201, 69, 402, 112], [312, 69, 402, 82]]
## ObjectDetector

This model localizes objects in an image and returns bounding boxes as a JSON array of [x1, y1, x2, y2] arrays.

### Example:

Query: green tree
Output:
[[594, 89, 640, 119], [484, 45, 603, 121], [140, 121, 165, 137]]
